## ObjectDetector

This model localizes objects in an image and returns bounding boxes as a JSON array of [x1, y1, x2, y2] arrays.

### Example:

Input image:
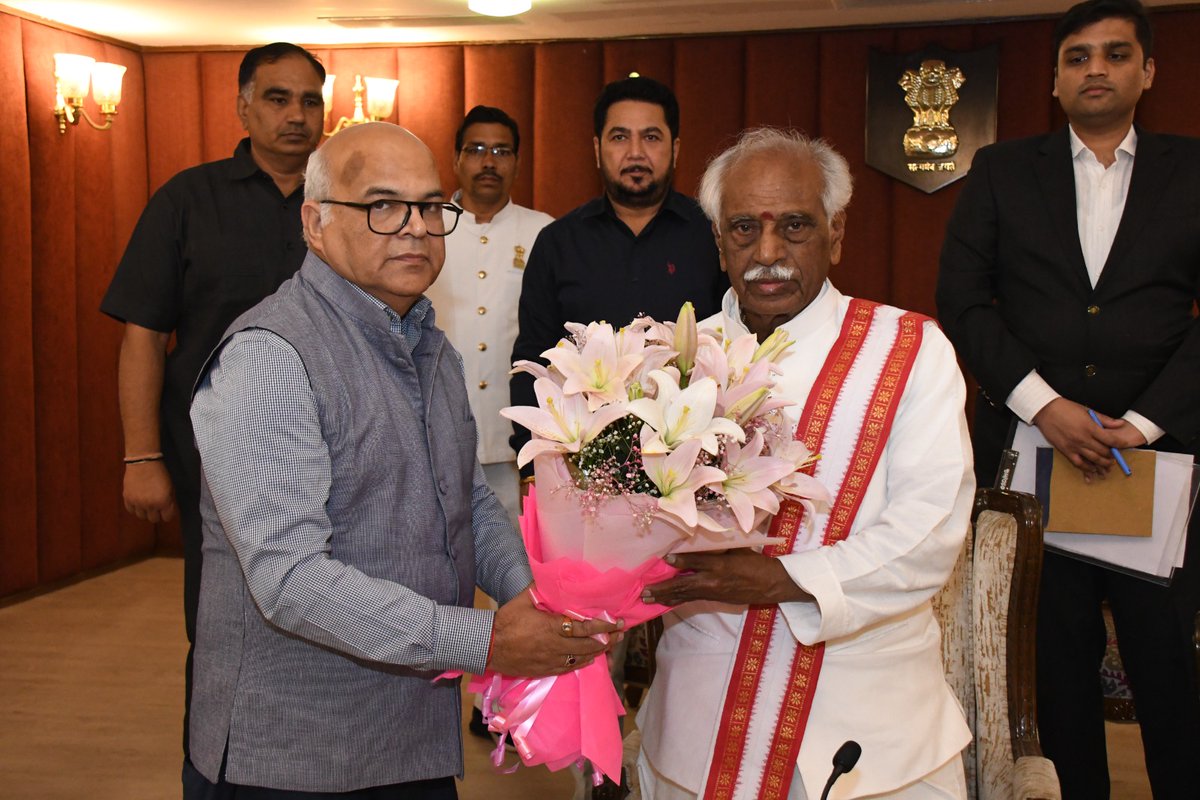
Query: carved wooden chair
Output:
[[932, 488, 1061, 800]]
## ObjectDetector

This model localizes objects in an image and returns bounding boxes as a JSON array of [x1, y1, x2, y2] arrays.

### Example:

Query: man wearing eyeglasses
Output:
[[185, 122, 620, 799], [425, 106, 553, 526]]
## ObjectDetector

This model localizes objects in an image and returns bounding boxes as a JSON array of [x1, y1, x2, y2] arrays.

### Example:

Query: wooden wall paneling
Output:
[[672, 37, 746, 197], [743, 33, 820, 134], [462, 44, 537, 209], [0, 12, 38, 595], [397, 46, 464, 198], [198, 52, 245, 163], [1138, 10, 1200, 136], [531, 42, 604, 218], [886, 25, 975, 317], [143, 53, 204, 192], [816, 27, 895, 306], [23, 21, 84, 583], [602, 39, 673, 87]]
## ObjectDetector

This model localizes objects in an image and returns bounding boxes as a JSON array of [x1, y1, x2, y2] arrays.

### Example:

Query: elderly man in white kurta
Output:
[[425, 106, 553, 522], [637, 128, 974, 800]]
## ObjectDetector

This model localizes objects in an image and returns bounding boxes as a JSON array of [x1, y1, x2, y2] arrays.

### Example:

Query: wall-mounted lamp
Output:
[[323, 74, 399, 137], [468, 0, 532, 16], [53, 53, 126, 135]]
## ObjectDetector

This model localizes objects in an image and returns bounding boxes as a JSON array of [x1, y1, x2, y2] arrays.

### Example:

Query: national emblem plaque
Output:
[[866, 45, 998, 193]]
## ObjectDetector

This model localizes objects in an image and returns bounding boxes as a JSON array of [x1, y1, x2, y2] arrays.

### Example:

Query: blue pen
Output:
[[1086, 408, 1133, 476]]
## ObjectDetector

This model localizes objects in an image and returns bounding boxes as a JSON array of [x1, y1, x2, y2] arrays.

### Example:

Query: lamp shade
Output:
[[468, 0, 532, 15], [322, 74, 336, 108], [91, 62, 126, 107], [54, 53, 95, 99], [363, 76, 399, 120]]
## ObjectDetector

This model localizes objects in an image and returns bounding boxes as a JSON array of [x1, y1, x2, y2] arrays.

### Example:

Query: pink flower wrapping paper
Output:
[[468, 455, 784, 783]]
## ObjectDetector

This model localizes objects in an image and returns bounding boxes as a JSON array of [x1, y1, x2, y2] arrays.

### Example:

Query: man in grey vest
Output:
[[186, 122, 620, 799]]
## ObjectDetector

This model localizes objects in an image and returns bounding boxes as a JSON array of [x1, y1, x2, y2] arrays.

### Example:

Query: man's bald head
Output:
[[302, 123, 447, 316]]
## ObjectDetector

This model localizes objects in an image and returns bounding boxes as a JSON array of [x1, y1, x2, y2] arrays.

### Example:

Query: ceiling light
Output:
[[468, 0, 532, 17]]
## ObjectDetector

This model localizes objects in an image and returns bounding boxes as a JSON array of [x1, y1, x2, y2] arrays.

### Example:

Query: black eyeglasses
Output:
[[320, 199, 464, 236], [460, 144, 515, 160]]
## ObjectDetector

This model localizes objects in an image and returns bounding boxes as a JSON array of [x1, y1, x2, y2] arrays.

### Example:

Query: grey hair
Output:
[[697, 127, 853, 226], [303, 144, 334, 226], [239, 79, 254, 104]]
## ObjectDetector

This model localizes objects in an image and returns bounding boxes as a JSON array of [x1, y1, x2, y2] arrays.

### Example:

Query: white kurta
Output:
[[638, 282, 974, 800], [426, 198, 553, 466]]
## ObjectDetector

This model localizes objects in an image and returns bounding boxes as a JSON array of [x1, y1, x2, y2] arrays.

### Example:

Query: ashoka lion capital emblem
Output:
[[899, 59, 965, 158]]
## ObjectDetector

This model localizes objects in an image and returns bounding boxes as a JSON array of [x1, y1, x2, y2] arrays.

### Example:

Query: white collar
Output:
[[1068, 124, 1137, 162], [721, 280, 839, 342]]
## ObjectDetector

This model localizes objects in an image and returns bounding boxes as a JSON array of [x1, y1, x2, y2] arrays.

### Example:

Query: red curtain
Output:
[[3, 9, 1199, 596]]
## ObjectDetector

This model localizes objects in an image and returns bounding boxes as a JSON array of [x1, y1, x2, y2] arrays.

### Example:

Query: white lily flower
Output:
[[542, 322, 643, 410], [642, 439, 727, 531], [715, 431, 799, 532], [500, 378, 628, 467], [628, 371, 745, 455]]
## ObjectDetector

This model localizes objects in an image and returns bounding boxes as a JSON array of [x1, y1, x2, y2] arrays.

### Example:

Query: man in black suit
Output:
[[937, 1, 1200, 796]]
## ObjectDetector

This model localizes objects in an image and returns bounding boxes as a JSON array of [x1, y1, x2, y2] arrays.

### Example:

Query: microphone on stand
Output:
[[818, 740, 862, 800]]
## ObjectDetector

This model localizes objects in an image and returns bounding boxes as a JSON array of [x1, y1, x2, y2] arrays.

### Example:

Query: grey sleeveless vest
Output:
[[190, 253, 483, 790]]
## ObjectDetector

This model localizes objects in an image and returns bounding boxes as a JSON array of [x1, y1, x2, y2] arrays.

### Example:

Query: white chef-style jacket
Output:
[[638, 282, 974, 800], [426, 196, 553, 466]]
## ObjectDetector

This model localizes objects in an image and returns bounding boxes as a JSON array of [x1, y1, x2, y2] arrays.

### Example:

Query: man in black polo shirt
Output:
[[99, 41, 324, 761], [510, 76, 726, 472]]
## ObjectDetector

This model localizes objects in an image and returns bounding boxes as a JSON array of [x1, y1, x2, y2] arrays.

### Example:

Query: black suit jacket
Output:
[[937, 125, 1200, 482]]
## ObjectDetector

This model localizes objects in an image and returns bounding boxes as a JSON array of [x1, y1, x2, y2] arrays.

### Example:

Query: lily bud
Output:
[[674, 302, 698, 385], [726, 386, 770, 425], [752, 328, 792, 364]]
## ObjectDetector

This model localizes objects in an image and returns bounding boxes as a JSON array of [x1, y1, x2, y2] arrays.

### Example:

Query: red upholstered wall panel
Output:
[[3, 12, 151, 594], [602, 39, 673, 87], [143, 52, 203, 192], [817, 27, 895, 305], [532, 42, 604, 217], [0, 14, 37, 595], [1137, 10, 1200, 136], [199, 52, 245, 162], [5, 7, 1200, 596], [24, 20, 84, 584], [673, 38, 746, 197], [744, 33, 820, 134], [398, 46, 465, 199]]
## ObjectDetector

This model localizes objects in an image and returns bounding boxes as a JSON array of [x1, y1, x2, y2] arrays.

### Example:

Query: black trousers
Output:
[[183, 758, 458, 800], [1036, 550, 1200, 799]]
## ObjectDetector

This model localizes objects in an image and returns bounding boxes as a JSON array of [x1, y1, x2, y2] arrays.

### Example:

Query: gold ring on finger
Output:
[[560, 616, 574, 636], [565, 654, 578, 667]]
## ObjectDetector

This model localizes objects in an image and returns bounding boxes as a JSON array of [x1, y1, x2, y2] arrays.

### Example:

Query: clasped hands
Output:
[[1033, 398, 1146, 481], [488, 585, 624, 678]]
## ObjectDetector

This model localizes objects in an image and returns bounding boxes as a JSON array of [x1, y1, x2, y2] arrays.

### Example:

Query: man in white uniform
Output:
[[426, 105, 553, 523], [637, 128, 974, 800]]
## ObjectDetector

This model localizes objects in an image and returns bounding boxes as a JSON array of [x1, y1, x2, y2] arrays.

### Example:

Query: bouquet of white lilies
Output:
[[466, 302, 830, 786], [502, 301, 828, 541]]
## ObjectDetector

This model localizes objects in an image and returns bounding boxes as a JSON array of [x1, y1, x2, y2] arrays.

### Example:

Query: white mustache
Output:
[[743, 263, 796, 282]]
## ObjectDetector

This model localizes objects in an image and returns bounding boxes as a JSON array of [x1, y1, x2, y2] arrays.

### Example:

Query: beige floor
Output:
[[0, 557, 1151, 799]]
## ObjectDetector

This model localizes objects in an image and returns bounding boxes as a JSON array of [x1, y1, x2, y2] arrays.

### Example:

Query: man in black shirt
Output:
[[510, 76, 726, 471], [99, 41, 324, 760]]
